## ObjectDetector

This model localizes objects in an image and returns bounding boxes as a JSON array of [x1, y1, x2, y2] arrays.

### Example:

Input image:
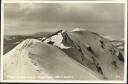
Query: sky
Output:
[[4, 3, 124, 39]]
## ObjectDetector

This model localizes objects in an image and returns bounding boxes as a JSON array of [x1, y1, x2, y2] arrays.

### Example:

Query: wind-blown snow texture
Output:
[[4, 28, 124, 80]]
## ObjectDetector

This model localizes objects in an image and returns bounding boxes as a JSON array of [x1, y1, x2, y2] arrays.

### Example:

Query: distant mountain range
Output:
[[4, 29, 124, 54]]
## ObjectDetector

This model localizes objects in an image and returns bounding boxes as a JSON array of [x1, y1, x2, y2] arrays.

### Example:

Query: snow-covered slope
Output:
[[41, 29, 124, 80], [4, 39, 100, 80], [69, 30, 124, 80]]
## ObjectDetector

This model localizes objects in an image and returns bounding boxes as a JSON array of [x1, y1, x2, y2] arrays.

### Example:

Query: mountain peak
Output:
[[41, 30, 71, 49], [71, 28, 86, 32]]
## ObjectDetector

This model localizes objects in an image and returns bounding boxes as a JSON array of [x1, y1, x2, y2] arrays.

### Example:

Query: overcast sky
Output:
[[4, 3, 124, 39]]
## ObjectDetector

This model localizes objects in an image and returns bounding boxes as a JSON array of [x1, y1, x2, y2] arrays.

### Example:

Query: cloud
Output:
[[5, 3, 124, 23], [4, 3, 124, 36]]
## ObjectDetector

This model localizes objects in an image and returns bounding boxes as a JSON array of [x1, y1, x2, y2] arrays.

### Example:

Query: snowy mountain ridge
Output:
[[3, 28, 124, 80]]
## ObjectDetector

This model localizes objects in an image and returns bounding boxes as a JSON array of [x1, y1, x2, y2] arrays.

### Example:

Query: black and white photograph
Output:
[[1, 0, 127, 83]]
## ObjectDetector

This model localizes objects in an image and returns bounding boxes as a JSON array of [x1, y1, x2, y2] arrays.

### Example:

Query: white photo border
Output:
[[1, 0, 127, 83]]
